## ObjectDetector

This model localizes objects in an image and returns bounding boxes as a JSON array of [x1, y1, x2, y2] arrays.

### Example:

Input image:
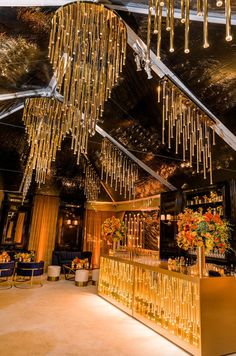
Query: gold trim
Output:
[[100, 254, 198, 282], [86, 195, 160, 212], [75, 281, 88, 287], [47, 276, 60, 281]]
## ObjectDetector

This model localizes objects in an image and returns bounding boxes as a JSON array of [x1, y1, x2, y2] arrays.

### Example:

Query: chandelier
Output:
[[84, 163, 101, 201], [23, 98, 66, 182], [21, 2, 127, 199], [147, 0, 233, 59], [48, 2, 127, 147], [21, 98, 66, 201], [100, 138, 139, 200], [159, 78, 215, 184]]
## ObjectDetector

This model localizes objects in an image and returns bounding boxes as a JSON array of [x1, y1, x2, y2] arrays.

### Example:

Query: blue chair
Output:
[[14, 261, 44, 288], [0, 261, 15, 289]]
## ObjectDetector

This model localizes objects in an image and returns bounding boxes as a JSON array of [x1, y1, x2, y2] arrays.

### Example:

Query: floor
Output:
[[0, 277, 188, 356]]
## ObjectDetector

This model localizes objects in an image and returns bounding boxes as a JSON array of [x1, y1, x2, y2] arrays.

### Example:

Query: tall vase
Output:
[[197, 245, 206, 277]]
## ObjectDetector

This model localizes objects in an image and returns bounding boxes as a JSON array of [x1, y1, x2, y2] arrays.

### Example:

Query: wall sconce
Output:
[[160, 214, 175, 226], [66, 219, 72, 225], [72, 220, 79, 226]]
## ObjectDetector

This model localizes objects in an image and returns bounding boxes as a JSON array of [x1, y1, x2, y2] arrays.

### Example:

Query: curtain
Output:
[[84, 210, 114, 267], [14, 212, 25, 243], [28, 195, 59, 268], [6, 221, 14, 239]]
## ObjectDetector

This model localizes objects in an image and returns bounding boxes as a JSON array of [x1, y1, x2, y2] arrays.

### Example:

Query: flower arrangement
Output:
[[14, 251, 35, 262], [101, 216, 126, 243], [0, 251, 10, 263], [177, 208, 231, 254], [71, 257, 89, 269]]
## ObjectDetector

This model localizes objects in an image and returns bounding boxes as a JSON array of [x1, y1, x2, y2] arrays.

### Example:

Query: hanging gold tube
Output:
[[153, 0, 159, 34], [209, 152, 213, 185], [168, 111, 171, 148], [162, 90, 165, 144], [169, 0, 174, 52], [225, 0, 232, 42], [166, 0, 171, 31], [205, 143, 208, 169], [157, 83, 161, 102], [181, 0, 185, 23], [189, 133, 192, 167], [203, 144, 206, 179], [196, 132, 199, 173], [147, 0, 153, 62], [203, 0, 209, 48], [175, 120, 179, 154], [212, 126, 216, 145], [197, 0, 203, 16], [184, 0, 190, 53], [157, 2, 163, 59], [183, 126, 186, 161]]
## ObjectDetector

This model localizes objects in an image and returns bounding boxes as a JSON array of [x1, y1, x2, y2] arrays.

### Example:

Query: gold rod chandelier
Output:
[[84, 163, 101, 201], [21, 98, 67, 201], [100, 138, 139, 200], [48, 2, 127, 152], [147, 0, 233, 58], [21, 2, 127, 200], [159, 78, 215, 184]]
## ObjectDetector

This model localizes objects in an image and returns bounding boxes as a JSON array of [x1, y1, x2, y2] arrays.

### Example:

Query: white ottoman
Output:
[[47, 265, 61, 281], [75, 269, 89, 287], [92, 269, 100, 286]]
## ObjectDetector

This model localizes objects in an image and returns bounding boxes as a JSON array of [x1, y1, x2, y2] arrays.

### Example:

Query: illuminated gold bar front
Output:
[[98, 255, 236, 356]]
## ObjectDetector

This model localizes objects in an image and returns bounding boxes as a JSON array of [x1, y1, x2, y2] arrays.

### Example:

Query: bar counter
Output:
[[98, 255, 236, 356]]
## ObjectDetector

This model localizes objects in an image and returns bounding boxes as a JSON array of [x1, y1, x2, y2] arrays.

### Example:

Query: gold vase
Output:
[[197, 245, 206, 277]]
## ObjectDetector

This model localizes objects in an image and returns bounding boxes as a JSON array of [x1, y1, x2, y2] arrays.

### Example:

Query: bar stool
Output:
[[47, 265, 61, 281], [92, 269, 100, 286], [75, 269, 89, 287]]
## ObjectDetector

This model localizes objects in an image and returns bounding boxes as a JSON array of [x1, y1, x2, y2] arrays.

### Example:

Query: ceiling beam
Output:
[[0, 1, 235, 25], [100, 181, 115, 202], [0, 105, 24, 120], [0, 0, 71, 5], [96, 125, 177, 191], [127, 24, 236, 152], [108, 4, 236, 26], [0, 88, 51, 102]]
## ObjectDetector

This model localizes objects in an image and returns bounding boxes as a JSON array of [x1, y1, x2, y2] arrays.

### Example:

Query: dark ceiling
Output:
[[0, 4, 235, 202]]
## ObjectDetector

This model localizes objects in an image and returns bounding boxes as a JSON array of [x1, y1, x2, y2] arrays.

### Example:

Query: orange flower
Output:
[[205, 211, 213, 223], [177, 208, 231, 253]]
